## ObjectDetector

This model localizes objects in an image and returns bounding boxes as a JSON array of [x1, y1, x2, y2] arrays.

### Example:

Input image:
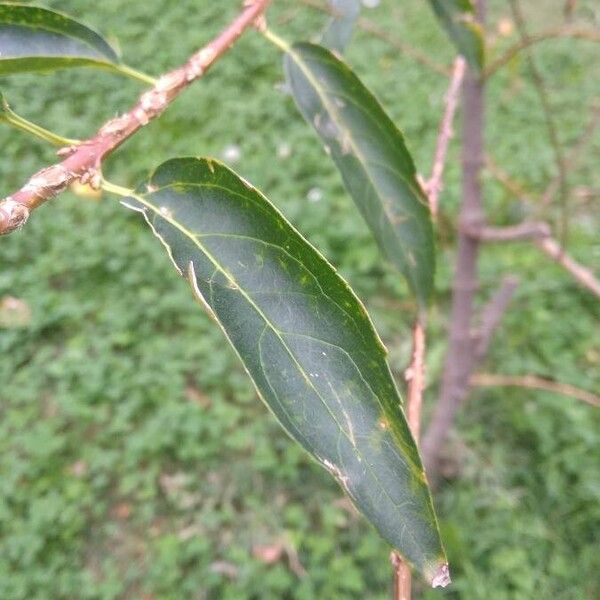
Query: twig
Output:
[[508, 0, 569, 244], [391, 551, 412, 600], [393, 325, 452, 592], [485, 158, 600, 299], [464, 221, 550, 242], [485, 26, 600, 77], [405, 318, 427, 442], [535, 237, 600, 299], [465, 224, 600, 298], [298, 0, 451, 76], [474, 276, 519, 361], [471, 373, 600, 408], [0, 0, 272, 235], [426, 57, 467, 217], [392, 316, 427, 599]]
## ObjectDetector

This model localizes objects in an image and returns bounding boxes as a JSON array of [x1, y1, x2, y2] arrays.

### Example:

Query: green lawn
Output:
[[1, 1, 599, 598]]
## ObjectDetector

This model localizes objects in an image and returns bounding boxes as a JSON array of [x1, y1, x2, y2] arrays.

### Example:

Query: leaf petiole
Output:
[[113, 63, 157, 85], [262, 28, 292, 53], [101, 180, 135, 198], [0, 95, 80, 147]]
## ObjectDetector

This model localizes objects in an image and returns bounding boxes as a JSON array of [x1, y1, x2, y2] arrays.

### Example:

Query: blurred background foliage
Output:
[[0, 0, 599, 598]]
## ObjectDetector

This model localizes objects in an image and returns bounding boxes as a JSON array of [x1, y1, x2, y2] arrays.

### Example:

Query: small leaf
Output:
[[321, 0, 361, 54], [123, 157, 447, 583], [284, 43, 434, 307], [427, 0, 484, 71], [0, 3, 119, 75]]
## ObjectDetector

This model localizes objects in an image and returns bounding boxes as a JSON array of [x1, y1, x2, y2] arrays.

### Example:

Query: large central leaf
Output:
[[123, 157, 447, 583], [284, 43, 435, 307]]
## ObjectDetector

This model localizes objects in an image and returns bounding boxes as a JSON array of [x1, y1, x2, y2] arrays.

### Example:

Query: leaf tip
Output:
[[430, 562, 451, 589]]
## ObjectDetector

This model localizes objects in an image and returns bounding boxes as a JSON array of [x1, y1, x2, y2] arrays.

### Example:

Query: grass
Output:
[[0, 0, 599, 598]]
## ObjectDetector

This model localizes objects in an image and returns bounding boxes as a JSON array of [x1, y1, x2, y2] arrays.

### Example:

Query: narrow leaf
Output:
[[123, 157, 447, 583], [321, 0, 361, 54], [427, 0, 484, 71], [284, 42, 434, 307], [0, 3, 119, 75]]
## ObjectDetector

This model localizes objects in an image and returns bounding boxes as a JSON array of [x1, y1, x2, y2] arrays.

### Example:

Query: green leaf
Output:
[[321, 0, 361, 54], [283, 42, 434, 307], [122, 157, 447, 583], [0, 3, 119, 75], [427, 0, 484, 71]]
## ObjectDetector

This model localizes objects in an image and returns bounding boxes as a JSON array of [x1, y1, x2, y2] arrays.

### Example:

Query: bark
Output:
[[421, 0, 486, 478]]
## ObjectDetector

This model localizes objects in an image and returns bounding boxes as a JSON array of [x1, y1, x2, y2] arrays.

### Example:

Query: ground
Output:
[[0, 1, 599, 598]]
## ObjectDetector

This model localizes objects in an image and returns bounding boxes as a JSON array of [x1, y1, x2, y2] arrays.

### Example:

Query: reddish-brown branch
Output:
[[391, 551, 412, 600], [471, 373, 600, 408], [426, 57, 466, 218], [0, 0, 272, 235], [485, 26, 600, 77], [405, 318, 427, 441], [535, 237, 600, 299], [471, 225, 600, 298], [464, 221, 551, 242], [393, 316, 452, 592], [485, 157, 600, 299], [392, 316, 427, 600]]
